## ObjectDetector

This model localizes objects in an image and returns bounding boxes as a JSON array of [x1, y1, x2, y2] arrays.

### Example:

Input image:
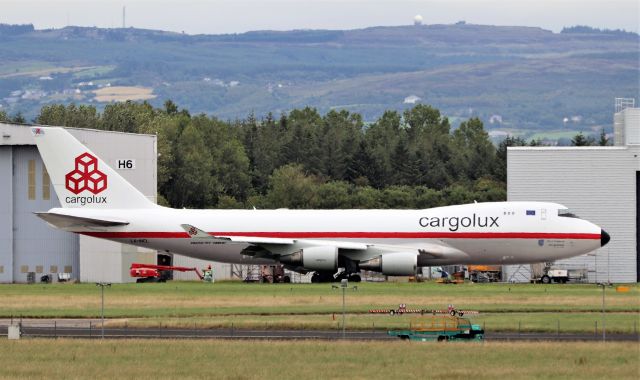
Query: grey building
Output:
[[0, 123, 158, 283], [505, 103, 639, 283]]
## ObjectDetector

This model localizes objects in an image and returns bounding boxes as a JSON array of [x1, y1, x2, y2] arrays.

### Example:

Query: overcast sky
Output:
[[1, 0, 638, 34]]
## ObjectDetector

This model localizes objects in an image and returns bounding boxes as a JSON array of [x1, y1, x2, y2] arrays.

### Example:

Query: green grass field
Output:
[[105, 311, 638, 334], [71, 65, 116, 79], [0, 340, 638, 379], [2, 282, 637, 315], [1, 282, 638, 333]]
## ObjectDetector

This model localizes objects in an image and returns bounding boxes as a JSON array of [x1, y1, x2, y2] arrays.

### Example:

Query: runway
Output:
[[1, 320, 638, 341]]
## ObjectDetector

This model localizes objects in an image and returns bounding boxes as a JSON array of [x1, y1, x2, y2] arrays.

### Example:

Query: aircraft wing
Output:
[[178, 224, 467, 267], [35, 212, 130, 229], [180, 224, 295, 245], [416, 241, 467, 258], [180, 224, 368, 250]]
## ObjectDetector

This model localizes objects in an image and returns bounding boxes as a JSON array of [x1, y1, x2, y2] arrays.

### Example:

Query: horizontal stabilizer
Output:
[[35, 212, 129, 229]]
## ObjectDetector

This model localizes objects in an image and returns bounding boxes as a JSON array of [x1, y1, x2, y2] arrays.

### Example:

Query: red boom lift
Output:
[[130, 263, 204, 283]]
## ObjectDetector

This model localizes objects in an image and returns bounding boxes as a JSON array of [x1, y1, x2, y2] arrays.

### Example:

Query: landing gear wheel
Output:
[[349, 274, 361, 282], [311, 271, 335, 283]]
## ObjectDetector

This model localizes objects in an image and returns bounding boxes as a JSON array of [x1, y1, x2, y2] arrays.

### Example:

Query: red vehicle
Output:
[[130, 263, 204, 283]]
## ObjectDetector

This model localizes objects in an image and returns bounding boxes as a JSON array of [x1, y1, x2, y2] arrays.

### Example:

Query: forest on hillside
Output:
[[1, 23, 637, 130]]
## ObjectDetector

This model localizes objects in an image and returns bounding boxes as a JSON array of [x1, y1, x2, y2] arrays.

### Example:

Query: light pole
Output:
[[607, 247, 610, 284], [96, 282, 111, 339], [587, 253, 597, 283], [596, 282, 610, 342], [332, 279, 357, 339]]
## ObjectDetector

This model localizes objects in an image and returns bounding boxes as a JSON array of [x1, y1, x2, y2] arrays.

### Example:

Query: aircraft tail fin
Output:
[[31, 126, 158, 209]]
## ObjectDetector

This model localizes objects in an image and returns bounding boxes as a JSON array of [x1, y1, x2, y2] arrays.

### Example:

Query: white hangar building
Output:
[[506, 101, 639, 283], [0, 123, 228, 283]]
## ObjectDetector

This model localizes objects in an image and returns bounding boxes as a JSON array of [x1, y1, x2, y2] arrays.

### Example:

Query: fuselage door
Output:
[[541, 208, 547, 221]]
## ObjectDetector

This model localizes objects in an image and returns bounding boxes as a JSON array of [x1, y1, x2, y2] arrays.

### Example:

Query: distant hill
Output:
[[0, 23, 638, 133]]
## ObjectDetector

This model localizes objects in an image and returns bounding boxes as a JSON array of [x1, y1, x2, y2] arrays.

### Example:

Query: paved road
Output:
[[1, 320, 638, 341]]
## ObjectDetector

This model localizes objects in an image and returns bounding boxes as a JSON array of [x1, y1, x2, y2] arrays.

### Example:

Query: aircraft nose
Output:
[[601, 229, 610, 247]]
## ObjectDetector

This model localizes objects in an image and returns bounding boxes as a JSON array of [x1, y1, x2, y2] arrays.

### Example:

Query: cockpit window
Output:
[[558, 209, 579, 218]]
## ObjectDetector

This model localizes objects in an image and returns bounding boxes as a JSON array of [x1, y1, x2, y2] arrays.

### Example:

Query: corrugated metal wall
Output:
[[623, 108, 640, 145], [79, 236, 156, 283], [0, 147, 13, 282], [172, 254, 232, 281], [507, 146, 639, 283], [614, 112, 625, 146], [9, 146, 79, 283]]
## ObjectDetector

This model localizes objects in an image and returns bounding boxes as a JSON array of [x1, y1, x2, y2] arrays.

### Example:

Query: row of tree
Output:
[[227, 164, 505, 210], [0, 101, 604, 209]]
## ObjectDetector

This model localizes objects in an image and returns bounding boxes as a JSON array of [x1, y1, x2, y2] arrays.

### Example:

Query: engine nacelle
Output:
[[359, 252, 417, 276], [279, 246, 338, 271]]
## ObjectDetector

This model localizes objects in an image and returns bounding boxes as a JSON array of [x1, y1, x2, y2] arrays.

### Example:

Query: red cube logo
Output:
[[86, 170, 107, 194], [65, 169, 86, 194], [64, 153, 108, 195], [75, 152, 97, 174]]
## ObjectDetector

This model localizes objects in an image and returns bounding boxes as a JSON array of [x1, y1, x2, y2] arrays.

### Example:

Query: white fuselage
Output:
[[52, 201, 602, 266]]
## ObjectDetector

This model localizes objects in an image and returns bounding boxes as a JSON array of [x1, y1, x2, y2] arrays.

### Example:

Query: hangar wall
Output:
[[506, 108, 639, 284], [0, 147, 11, 282], [614, 106, 640, 146], [171, 254, 232, 281], [507, 146, 638, 283], [0, 123, 158, 283], [0, 144, 80, 283]]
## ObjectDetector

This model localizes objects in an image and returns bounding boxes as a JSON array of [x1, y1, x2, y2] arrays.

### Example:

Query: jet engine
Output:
[[279, 246, 338, 271], [358, 252, 417, 276]]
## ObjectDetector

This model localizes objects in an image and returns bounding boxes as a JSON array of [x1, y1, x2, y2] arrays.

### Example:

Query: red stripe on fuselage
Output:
[[79, 231, 601, 240], [82, 231, 191, 238]]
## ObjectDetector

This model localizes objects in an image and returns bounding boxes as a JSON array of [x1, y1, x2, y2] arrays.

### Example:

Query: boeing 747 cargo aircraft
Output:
[[31, 127, 609, 282]]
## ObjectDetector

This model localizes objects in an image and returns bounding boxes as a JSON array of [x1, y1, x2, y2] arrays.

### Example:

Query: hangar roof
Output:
[[0, 122, 155, 146], [508, 146, 629, 151]]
